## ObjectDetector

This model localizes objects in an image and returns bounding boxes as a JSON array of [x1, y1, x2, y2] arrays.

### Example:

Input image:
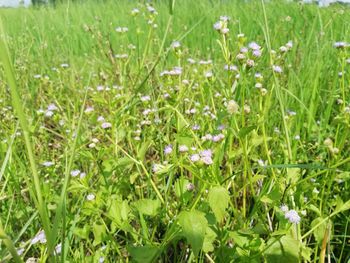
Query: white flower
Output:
[[179, 145, 189, 152], [31, 230, 47, 245], [171, 41, 181, 49], [47, 104, 58, 111], [45, 110, 54, 117], [101, 122, 112, 129], [227, 100, 239, 114], [42, 161, 54, 167], [164, 145, 173, 155], [190, 154, 200, 162], [272, 65, 283, 73], [54, 243, 62, 255], [86, 194, 95, 201], [70, 170, 80, 177], [84, 106, 94, 113], [284, 210, 301, 224], [280, 204, 289, 213]]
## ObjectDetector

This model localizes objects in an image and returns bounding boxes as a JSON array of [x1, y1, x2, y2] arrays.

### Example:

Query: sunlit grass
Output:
[[0, 0, 350, 262]]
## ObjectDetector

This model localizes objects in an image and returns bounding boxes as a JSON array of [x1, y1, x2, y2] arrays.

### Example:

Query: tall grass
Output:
[[0, 0, 350, 262]]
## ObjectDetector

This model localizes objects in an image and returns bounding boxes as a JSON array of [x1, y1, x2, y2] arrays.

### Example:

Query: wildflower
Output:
[[55, 243, 62, 255], [84, 106, 94, 113], [171, 41, 181, 49], [45, 110, 54, 117], [42, 161, 54, 167], [187, 58, 196, 64], [286, 40, 293, 49], [257, 159, 267, 167], [97, 116, 105, 122], [200, 150, 213, 165], [70, 170, 80, 177], [227, 100, 239, 114], [115, 27, 128, 33], [47, 104, 58, 111], [179, 145, 189, 152], [334, 41, 348, 49], [26, 258, 38, 263], [99, 257, 105, 263], [272, 65, 283, 73], [324, 138, 333, 147], [284, 210, 301, 224], [192, 124, 200, 131], [252, 50, 262, 57], [31, 230, 47, 245], [101, 122, 112, 129], [280, 204, 289, 213], [17, 248, 25, 256], [240, 47, 248, 53], [147, 5, 157, 14], [190, 154, 200, 162], [186, 183, 195, 191], [255, 83, 263, 89], [294, 135, 300, 140], [164, 145, 173, 155], [86, 194, 95, 201], [212, 134, 225, 142], [280, 46, 288, 52], [131, 8, 140, 16], [246, 59, 255, 67], [346, 58, 350, 64], [61, 63, 69, 68], [236, 53, 245, 60], [205, 71, 213, 78], [248, 42, 261, 50]]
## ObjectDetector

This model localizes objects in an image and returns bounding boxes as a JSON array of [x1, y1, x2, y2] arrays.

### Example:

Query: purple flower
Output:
[[200, 149, 212, 158], [179, 145, 189, 152], [248, 42, 261, 50], [285, 209, 301, 224], [273, 65, 283, 73], [334, 41, 348, 49], [190, 154, 200, 162], [101, 122, 112, 129], [164, 145, 173, 155]]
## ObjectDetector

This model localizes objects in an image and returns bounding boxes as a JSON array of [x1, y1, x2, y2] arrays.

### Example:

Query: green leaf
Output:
[[134, 199, 161, 216], [208, 186, 229, 222], [230, 231, 251, 248], [108, 200, 130, 226], [337, 199, 350, 212], [238, 125, 256, 138], [92, 223, 106, 246], [203, 227, 217, 253], [178, 210, 208, 256], [310, 218, 331, 245], [127, 245, 161, 263], [264, 235, 300, 263]]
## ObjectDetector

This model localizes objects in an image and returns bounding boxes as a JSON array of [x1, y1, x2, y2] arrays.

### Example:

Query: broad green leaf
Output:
[[108, 200, 130, 226], [127, 245, 161, 263], [134, 199, 161, 216], [92, 223, 106, 246], [73, 225, 90, 240], [230, 231, 251, 248], [337, 199, 350, 212], [264, 235, 300, 263], [310, 218, 331, 245], [203, 227, 217, 253], [178, 210, 208, 256], [208, 186, 229, 222]]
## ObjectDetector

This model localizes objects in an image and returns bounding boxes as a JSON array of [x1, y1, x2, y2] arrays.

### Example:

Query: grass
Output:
[[0, 0, 350, 262]]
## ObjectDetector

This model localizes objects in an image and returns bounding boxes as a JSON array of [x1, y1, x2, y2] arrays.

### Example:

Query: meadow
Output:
[[0, 0, 350, 262]]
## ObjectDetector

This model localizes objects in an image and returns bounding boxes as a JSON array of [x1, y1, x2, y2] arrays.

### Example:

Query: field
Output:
[[0, 0, 350, 262]]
